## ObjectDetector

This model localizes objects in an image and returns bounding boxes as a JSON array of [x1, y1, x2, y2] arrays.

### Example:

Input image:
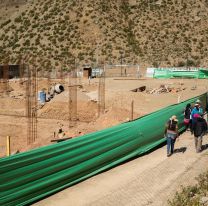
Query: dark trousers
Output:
[[194, 135, 202, 152]]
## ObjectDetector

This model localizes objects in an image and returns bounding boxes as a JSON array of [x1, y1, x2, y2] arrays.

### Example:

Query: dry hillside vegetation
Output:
[[0, 0, 208, 68], [0, 0, 27, 23]]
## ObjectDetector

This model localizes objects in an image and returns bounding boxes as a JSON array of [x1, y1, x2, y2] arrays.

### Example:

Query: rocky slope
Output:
[[0, 0, 208, 68]]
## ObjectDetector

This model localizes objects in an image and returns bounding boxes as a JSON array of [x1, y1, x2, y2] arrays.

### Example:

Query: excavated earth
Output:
[[0, 77, 207, 154]]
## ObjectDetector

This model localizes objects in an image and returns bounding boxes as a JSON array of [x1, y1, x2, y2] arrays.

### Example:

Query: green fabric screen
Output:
[[153, 68, 208, 79], [0, 93, 207, 206]]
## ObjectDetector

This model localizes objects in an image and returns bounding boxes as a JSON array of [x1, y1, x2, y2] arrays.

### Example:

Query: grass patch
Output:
[[168, 170, 208, 206]]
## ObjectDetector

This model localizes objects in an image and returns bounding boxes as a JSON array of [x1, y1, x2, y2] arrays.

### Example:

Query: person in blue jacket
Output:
[[191, 100, 204, 133]]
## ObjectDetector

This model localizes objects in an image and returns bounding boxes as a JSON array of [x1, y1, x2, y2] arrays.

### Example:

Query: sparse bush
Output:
[[186, 59, 196, 67], [14, 16, 22, 23], [177, 61, 186, 67], [168, 171, 208, 206]]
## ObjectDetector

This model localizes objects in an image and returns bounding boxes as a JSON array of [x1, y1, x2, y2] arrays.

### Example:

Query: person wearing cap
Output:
[[164, 115, 179, 157], [192, 114, 207, 153], [194, 99, 203, 115]]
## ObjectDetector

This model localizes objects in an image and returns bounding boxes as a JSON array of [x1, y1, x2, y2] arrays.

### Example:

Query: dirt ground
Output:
[[0, 76, 207, 205], [34, 131, 208, 206], [0, 77, 207, 156]]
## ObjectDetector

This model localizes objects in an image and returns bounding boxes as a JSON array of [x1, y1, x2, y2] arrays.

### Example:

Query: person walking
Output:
[[165, 115, 179, 157], [57, 128, 66, 139], [193, 114, 207, 153], [183, 103, 192, 131], [191, 101, 204, 133]]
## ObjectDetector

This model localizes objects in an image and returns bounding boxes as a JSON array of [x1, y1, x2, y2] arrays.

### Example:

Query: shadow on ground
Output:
[[202, 144, 208, 151], [174, 147, 187, 154]]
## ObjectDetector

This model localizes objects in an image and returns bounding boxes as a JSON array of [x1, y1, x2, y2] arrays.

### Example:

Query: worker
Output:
[[164, 115, 179, 157], [192, 114, 207, 153], [57, 128, 66, 139], [191, 100, 204, 133]]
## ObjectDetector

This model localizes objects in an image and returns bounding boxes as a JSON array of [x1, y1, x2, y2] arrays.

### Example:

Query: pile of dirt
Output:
[[92, 107, 141, 130], [38, 101, 98, 122]]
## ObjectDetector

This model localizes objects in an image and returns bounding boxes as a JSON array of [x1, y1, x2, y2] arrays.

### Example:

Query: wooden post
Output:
[[177, 94, 181, 103], [6, 136, 10, 156], [131, 100, 134, 121]]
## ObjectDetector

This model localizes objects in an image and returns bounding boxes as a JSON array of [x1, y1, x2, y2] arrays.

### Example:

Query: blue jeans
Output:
[[166, 133, 176, 155]]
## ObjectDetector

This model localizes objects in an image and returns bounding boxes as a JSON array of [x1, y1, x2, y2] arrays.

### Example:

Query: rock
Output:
[[200, 196, 208, 205], [195, 16, 201, 22], [11, 150, 20, 155]]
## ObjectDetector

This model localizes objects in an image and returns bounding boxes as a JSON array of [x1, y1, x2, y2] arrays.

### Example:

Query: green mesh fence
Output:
[[153, 68, 208, 79], [0, 93, 207, 206]]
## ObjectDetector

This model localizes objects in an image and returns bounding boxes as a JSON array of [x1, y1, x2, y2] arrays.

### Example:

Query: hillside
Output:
[[0, 0, 208, 69], [0, 0, 27, 23]]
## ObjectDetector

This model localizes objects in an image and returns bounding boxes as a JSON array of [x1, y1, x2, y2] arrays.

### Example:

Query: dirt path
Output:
[[34, 132, 208, 206]]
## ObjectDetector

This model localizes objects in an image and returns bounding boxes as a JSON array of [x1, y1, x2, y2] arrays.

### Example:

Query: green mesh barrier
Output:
[[153, 68, 208, 79], [0, 93, 207, 206]]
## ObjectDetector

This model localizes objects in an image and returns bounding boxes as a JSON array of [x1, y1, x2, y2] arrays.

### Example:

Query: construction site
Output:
[[0, 61, 208, 206], [0, 62, 207, 156], [1, 0, 208, 205]]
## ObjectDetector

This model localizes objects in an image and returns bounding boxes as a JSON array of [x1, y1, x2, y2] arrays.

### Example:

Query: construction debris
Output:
[[51, 137, 72, 143], [146, 84, 186, 94], [131, 86, 146, 92]]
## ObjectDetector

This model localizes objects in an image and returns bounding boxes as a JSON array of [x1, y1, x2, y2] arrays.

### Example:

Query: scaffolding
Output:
[[68, 62, 77, 128]]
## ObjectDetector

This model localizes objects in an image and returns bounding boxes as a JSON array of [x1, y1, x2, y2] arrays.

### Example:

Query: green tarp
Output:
[[0, 93, 207, 206], [153, 68, 208, 79]]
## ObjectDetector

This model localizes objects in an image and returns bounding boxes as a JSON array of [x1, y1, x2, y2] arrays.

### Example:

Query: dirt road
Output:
[[35, 131, 208, 206]]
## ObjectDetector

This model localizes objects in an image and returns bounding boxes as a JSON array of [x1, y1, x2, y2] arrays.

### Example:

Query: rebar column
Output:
[[26, 64, 38, 144], [98, 64, 105, 116], [68, 64, 77, 128]]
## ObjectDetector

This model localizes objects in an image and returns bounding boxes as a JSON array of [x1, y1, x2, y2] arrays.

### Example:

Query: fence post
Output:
[[6, 136, 11, 156], [131, 100, 134, 121]]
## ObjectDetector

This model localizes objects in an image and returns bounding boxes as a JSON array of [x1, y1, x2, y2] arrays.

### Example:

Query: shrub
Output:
[[168, 171, 208, 205], [177, 61, 186, 67]]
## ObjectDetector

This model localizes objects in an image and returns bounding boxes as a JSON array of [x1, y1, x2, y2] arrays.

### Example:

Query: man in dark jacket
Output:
[[193, 115, 207, 153]]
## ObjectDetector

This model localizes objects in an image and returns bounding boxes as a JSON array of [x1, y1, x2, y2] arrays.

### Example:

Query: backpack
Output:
[[167, 120, 177, 131], [194, 118, 207, 137]]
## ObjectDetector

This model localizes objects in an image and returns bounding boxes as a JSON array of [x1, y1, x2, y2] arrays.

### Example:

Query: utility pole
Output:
[[96, 41, 99, 67], [120, 51, 123, 77]]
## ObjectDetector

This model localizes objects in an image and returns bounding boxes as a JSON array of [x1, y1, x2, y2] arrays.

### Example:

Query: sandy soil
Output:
[[34, 132, 208, 206], [0, 77, 207, 155]]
